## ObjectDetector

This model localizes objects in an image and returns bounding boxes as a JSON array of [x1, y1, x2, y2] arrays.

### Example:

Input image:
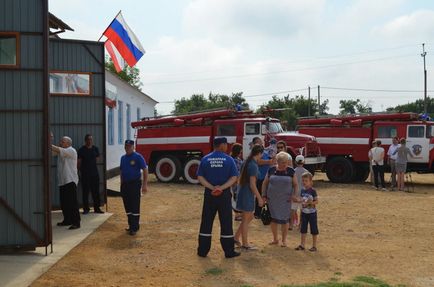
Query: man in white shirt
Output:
[[370, 140, 386, 191], [387, 137, 400, 190], [51, 136, 81, 229]]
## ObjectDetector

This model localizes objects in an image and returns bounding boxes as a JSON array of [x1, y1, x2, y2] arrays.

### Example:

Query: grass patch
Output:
[[353, 276, 390, 287], [205, 267, 224, 276], [280, 275, 404, 287], [335, 272, 343, 276]]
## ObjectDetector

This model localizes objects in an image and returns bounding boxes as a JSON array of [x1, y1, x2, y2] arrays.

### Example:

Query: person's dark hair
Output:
[[277, 140, 287, 149], [84, 134, 92, 141], [239, 144, 263, 186], [252, 137, 262, 145], [400, 138, 406, 145], [376, 140, 382, 145], [230, 143, 242, 158]]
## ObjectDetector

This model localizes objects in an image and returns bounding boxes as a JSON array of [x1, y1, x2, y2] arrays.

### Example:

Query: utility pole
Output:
[[308, 86, 311, 116], [421, 43, 427, 114], [317, 85, 321, 114]]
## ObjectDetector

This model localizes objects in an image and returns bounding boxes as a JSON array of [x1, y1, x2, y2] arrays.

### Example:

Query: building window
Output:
[[118, 101, 124, 144], [137, 107, 141, 121], [126, 104, 131, 140], [0, 32, 19, 67], [108, 108, 114, 145], [49, 72, 91, 95]]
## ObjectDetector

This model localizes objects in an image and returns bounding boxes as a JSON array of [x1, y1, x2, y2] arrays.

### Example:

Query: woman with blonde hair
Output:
[[262, 151, 298, 247]]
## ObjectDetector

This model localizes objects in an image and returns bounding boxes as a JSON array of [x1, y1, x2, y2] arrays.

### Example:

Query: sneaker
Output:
[[225, 251, 241, 258], [129, 230, 137, 236], [68, 225, 80, 230], [381, 188, 387, 191]]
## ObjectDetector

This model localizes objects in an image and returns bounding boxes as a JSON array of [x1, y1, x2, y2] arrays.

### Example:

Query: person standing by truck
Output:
[[387, 137, 400, 190], [78, 134, 104, 214], [370, 140, 386, 191], [393, 138, 414, 191], [252, 137, 275, 218], [120, 140, 148, 236], [197, 137, 240, 258]]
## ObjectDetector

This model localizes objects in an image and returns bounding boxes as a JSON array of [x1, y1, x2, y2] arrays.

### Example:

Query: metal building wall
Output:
[[0, 0, 51, 249], [49, 39, 106, 208]]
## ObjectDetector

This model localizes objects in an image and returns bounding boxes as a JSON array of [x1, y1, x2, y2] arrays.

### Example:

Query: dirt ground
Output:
[[32, 172, 434, 287]]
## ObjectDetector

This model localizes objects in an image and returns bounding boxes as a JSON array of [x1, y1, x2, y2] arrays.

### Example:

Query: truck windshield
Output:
[[267, 122, 284, 133]]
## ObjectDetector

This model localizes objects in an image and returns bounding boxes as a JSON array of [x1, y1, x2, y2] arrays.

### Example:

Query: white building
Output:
[[105, 70, 158, 177]]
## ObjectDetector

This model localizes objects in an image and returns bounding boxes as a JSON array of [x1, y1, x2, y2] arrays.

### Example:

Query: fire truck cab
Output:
[[298, 113, 434, 183], [132, 109, 325, 184]]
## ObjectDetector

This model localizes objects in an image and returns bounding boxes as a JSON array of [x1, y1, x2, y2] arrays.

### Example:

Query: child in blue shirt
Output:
[[295, 172, 319, 252]]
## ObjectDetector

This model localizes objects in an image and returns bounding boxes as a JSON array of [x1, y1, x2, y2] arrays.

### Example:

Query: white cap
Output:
[[295, 155, 305, 163]]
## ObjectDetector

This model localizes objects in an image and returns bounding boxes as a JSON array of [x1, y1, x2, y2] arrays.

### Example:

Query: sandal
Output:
[[281, 242, 287, 247], [241, 245, 258, 251], [295, 245, 305, 251], [268, 240, 279, 246], [309, 247, 317, 252], [234, 240, 242, 248]]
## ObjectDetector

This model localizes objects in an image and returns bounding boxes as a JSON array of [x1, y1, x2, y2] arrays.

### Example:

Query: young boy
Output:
[[295, 172, 319, 252], [291, 155, 308, 230]]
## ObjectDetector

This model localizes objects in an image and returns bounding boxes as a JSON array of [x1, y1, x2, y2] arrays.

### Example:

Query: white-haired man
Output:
[[51, 136, 81, 229]]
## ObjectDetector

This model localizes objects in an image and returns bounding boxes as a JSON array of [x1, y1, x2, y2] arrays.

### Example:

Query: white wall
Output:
[[105, 71, 157, 171]]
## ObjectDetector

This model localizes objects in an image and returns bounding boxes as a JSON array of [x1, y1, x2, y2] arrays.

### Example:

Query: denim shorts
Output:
[[300, 212, 319, 235]]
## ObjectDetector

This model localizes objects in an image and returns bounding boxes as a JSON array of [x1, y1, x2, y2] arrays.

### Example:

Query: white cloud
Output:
[[373, 10, 434, 41]]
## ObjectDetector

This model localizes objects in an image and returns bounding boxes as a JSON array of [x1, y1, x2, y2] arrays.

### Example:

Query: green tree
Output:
[[386, 97, 434, 117], [105, 56, 143, 90], [173, 92, 249, 114], [259, 95, 329, 130], [339, 99, 372, 115]]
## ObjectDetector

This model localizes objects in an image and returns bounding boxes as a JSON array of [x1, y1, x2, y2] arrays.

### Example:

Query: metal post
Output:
[[421, 43, 427, 114], [308, 86, 311, 116], [317, 85, 320, 114]]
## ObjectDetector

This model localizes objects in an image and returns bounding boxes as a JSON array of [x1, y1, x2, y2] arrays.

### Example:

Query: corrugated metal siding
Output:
[[0, 0, 48, 248], [49, 39, 106, 208]]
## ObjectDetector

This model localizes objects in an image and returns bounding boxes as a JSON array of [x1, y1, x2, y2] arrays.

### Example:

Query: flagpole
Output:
[[97, 10, 122, 42]]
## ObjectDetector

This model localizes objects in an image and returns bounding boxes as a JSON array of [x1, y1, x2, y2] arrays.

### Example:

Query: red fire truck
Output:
[[131, 109, 325, 184], [297, 112, 434, 183]]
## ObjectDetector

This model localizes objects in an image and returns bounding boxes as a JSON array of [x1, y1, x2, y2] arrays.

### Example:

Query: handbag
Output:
[[260, 203, 272, 225]]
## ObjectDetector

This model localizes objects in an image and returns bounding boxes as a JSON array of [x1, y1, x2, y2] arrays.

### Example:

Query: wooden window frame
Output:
[[49, 71, 93, 96], [0, 32, 20, 69]]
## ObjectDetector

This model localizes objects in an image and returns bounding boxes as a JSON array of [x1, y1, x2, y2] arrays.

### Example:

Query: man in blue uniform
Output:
[[197, 137, 240, 258], [120, 140, 148, 236]]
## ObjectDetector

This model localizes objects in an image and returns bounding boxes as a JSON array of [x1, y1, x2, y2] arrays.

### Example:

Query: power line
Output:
[[144, 53, 416, 85], [321, 86, 434, 93]]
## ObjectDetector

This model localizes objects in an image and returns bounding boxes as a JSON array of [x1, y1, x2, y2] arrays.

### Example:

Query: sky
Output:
[[49, 0, 434, 115]]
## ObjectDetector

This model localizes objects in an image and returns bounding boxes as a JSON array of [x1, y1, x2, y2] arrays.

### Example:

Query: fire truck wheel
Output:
[[326, 156, 354, 183], [155, 156, 181, 182], [353, 164, 370, 182], [182, 158, 201, 184]]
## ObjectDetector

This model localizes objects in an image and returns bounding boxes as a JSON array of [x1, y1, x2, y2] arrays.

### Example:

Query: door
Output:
[[406, 125, 429, 163], [242, 122, 263, 160]]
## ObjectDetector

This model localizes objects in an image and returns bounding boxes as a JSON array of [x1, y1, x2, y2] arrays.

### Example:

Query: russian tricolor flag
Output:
[[103, 12, 145, 68]]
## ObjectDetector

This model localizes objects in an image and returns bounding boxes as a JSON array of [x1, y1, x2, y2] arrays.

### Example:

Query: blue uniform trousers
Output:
[[198, 188, 235, 257], [121, 179, 141, 232]]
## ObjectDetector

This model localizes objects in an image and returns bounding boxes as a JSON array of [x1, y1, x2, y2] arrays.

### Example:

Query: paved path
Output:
[[0, 211, 111, 287]]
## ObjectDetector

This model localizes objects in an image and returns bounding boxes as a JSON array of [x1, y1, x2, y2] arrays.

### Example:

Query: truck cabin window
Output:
[[408, 126, 425, 138], [49, 73, 91, 95], [377, 126, 397, 138], [0, 34, 17, 66], [245, 123, 260, 135], [217, 124, 236, 136], [266, 122, 284, 133], [427, 125, 434, 138]]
